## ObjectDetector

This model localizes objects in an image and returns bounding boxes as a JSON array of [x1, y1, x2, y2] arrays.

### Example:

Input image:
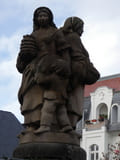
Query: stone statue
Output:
[[16, 7, 72, 134], [61, 17, 100, 129], [13, 7, 100, 160]]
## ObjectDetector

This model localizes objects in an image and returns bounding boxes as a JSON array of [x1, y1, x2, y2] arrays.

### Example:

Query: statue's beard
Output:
[[38, 19, 49, 27]]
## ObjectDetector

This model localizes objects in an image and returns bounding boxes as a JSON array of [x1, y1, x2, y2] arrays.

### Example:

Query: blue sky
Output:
[[0, 0, 120, 122]]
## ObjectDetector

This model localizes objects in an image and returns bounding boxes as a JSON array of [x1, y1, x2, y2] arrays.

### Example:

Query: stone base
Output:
[[18, 131, 80, 145], [13, 143, 86, 160]]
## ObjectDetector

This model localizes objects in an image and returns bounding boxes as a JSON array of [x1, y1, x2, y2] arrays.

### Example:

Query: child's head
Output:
[[63, 17, 84, 36]]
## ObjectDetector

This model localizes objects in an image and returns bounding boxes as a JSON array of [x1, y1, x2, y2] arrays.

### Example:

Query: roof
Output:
[[0, 111, 23, 158], [84, 73, 120, 97]]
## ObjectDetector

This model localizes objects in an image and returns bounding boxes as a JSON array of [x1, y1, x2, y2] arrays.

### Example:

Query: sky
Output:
[[0, 0, 120, 122]]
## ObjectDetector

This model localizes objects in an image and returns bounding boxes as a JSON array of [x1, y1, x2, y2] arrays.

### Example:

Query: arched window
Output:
[[96, 103, 108, 120], [89, 144, 99, 160], [111, 105, 118, 123]]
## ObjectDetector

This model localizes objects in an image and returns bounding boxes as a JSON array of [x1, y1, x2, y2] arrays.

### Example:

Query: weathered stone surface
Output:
[[13, 143, 86, 160], [18, 131, 80, 145], [16, 7, 100, 138]]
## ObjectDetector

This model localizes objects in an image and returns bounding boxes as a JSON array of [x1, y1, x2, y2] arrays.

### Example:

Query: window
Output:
[[111, 105, 118, 123], [96, 103, 108, 120], [89, 144, 99, 160]]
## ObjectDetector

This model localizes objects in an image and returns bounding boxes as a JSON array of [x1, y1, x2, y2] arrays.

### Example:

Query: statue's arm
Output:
[[51, 30, 71, 78], [78, 38, 100, 84], [79, 39, 100, 84], [16, 54, 27, 73], [16, 35, 37, 73], [67, 33, 100, 85]]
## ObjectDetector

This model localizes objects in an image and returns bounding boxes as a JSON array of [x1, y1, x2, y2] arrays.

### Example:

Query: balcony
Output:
[[85, 119, 108, 131]]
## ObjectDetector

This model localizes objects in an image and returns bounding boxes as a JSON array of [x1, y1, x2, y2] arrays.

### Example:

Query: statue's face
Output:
[[37, 11, 50, 27], [76, 25, 84, 36]]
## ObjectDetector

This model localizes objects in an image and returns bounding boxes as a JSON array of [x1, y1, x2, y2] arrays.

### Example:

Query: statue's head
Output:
[[63, 17, 84, 36], [33, 7, 56, 31]]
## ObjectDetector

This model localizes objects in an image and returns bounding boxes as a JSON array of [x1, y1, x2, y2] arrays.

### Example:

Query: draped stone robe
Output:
[[16, 27, 70, 125]]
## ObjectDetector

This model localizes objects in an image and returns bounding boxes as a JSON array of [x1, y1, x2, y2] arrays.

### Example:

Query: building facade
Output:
[[78, 74, 120, 160]]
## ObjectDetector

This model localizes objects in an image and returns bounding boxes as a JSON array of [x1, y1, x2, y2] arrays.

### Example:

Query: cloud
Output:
[[82, 20, 120, 76], [0, 58, 21, 111], [0, 100, 24, 123], [0, 30, 24, 121]]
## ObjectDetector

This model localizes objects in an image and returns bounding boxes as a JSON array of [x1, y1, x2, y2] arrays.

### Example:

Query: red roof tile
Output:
[[84, 77, 120, 97]]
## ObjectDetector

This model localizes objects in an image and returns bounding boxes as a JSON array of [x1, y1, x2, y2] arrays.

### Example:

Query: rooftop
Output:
[[84, 73, 120, 97]]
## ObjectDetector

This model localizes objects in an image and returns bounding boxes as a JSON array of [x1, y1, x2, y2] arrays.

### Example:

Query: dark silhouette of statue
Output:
[[14, 7, 100, 160]]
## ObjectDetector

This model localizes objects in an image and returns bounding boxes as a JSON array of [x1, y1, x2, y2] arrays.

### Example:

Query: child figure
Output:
[[34, 52, 73, 134]]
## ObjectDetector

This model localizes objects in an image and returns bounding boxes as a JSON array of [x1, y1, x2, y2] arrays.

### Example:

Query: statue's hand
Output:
[[51, 59, 70, 78], [19, 34, 37, 62]]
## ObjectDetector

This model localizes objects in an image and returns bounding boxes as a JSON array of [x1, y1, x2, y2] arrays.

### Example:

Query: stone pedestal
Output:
[[17, 131, 80, 145], [13, 130, 86, 160], [13, 143, 86, 160]]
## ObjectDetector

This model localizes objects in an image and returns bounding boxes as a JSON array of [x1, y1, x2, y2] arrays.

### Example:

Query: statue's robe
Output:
[[63, 31, 100, 127], [16, 27, 70, 125]]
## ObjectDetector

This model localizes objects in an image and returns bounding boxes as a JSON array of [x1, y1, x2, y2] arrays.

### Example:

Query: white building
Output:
[[77, 74, 120, 160]]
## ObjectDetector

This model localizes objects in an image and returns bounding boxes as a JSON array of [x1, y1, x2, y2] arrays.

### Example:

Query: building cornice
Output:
[[98, 73, 120, 81]]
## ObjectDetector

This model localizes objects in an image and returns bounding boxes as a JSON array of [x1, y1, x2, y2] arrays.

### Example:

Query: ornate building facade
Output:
[[77, 73, 120, 160]]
